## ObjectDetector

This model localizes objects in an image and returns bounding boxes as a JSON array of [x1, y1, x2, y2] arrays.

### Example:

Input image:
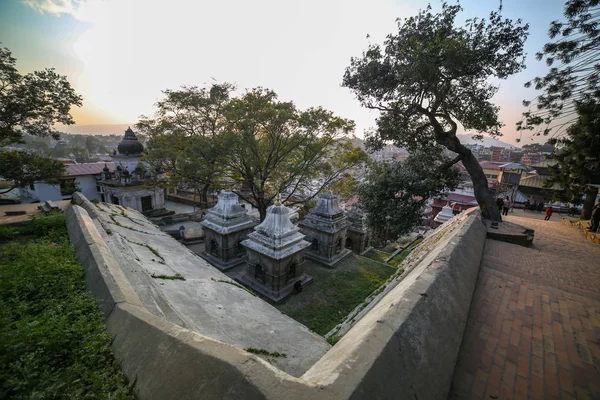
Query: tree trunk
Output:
[[460, 150, 502, 221], [580, 186, 598, 220], [200, 184, 209, 208], [258, 204, 267, 222]]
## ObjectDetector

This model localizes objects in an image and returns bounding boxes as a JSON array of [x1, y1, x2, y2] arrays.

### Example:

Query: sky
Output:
[[0, 0, 568, 145]]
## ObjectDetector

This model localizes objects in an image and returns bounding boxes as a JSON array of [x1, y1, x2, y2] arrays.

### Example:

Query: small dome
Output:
[[117, 127, 144, 155], [102, 163, 109, 172]]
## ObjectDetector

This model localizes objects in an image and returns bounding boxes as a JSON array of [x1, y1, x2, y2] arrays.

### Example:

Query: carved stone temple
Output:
[[345, 203, 371, 255], [98, 127, 165, 213], [200, 191, 256, 270], [299, 192, 352, 267], [238, 196, 312, 302]]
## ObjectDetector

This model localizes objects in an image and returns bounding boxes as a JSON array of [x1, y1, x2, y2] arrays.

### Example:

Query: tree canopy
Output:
[[0, 45, 81, 193], [0, 46, 82, 147], [343, 2, 528, 221], [138, 85, 368, 220], [519, 0, 600, 139], [136, 84, 233, 206], [0, 150, 66, 191], [547, 101, 600, 218], [224, 88, 368, 221], [358, 151, 460, 240]]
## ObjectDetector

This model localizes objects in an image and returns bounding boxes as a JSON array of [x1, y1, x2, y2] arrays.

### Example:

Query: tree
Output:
[[519, 0, 600, 139], [0, 46, 82, 146], [224, 88, 369, 221], [343, 3, 529, 221], [358, 150, 460, 241], [137, 84, 233, 206], [0, 45, 81, 192], [547, 101, 600, 219], [522, 142, 556, 153], [0, 150, 65, 192]]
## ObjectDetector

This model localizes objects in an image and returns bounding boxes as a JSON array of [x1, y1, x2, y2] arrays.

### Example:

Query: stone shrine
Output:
[[200, 191, 256, 270], [345, 203, 371, 254], [433, 202, 455, 227], [299, 192, 352, 267], [238, 195, 312, 302], [98, 127, 165, 213]]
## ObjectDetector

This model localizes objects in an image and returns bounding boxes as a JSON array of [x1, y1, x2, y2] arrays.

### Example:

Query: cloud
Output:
[[21, 0, 101, 21]]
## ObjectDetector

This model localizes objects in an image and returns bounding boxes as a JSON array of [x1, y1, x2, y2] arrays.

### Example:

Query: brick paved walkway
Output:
[[449, 210, 600, 400]]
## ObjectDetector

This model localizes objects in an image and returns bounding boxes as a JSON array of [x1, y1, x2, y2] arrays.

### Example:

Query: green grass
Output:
[[273, 255, 394, 335], [0, 212, 134, 399], [387, 237, 424, 268], [361, 248, 391, 264]]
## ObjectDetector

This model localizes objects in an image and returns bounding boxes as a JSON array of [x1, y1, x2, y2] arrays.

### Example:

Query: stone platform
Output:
[[485, 219, 535, 247]]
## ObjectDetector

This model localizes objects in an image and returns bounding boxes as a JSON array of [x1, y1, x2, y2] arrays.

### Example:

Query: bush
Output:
[[0, 213, 135, 399]]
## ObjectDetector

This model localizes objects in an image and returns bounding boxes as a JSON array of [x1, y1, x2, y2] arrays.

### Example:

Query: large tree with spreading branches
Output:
[[0, 45, 82, 193], [519, 0, 600, 139], [137, 84, 233, 206], [224, 88, 369, 221], [343, 3, 529, 221]]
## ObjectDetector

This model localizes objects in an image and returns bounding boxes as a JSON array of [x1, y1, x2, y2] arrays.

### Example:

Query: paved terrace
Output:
[[450, 209, 600, 399]]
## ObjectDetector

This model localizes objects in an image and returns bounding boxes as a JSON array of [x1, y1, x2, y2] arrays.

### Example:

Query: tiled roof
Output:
[[518, 174, 562, 190], [66, 162, 114, 177], [479, 161, 506, 170]]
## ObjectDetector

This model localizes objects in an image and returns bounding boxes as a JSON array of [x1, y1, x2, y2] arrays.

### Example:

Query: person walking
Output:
[[545, 206, 553, 221], [589, 198, 600, 232], [502, 197, 510, 216]]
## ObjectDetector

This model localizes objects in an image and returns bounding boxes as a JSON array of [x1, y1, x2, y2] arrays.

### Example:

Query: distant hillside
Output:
[[58, 124, 134, 136], [457, 134, 518, 149]]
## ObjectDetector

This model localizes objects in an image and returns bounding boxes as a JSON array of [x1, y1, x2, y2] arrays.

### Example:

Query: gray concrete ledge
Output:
[[66, 191, 487, 399]]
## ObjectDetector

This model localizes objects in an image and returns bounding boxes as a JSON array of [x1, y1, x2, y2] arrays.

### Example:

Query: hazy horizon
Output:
[[1, 0, 568, 145]]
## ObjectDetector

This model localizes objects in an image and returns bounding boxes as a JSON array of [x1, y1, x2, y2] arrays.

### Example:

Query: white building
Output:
[[19, 162, 115, 203]]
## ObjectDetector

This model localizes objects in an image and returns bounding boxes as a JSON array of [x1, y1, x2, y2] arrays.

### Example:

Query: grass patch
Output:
[[273, 255, 394, 335], [0, 213, 134, 399], [362, 248, 391, 263], [151, 273, 185, 281], [388, 237, 424, 267], [244, 348, 287, 358]]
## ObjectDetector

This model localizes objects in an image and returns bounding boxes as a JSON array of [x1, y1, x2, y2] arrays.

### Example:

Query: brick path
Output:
[[449, 209, 600, 400]]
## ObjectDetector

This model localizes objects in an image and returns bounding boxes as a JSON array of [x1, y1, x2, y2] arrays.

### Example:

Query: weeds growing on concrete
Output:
[[214, 278, 257, 297], [244, 348, 287, 358], [151, 273, 186, 281]]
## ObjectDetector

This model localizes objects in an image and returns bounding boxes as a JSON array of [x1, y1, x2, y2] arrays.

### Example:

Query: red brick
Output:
[[558, 367, 573, 394], [531, 375, 544, 399], [531, 355, 544, 378], [517, 355, 530, 378]]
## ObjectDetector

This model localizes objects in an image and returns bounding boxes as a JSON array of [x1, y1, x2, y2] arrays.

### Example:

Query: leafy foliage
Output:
[[0, 45, 81, 193], [343, 2, 528, 221], [137, 84, 233, 205], [519, 0, 600, 138], [358, 152, 460, 240], [0, 150, 65, 191], [0, 213, 134, 399], [224, 88, 369, 220], [0, 45, 82, 147], [547, 101, 600, 217]]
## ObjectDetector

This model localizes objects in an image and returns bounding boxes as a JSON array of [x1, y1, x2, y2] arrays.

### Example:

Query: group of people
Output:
[[496, 197, 512, 216]]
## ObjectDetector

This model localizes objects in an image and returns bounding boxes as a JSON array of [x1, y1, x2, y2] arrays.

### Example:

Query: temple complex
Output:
[[345, 203, 371, 254], [238, 195, 312, 302], [200, 191, 256, 270], [98, 127, 165, 213], [299, 192, 352, 267]]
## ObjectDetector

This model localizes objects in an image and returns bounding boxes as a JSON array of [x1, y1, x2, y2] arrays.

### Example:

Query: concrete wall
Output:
[[67, 192, 487, 400]]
